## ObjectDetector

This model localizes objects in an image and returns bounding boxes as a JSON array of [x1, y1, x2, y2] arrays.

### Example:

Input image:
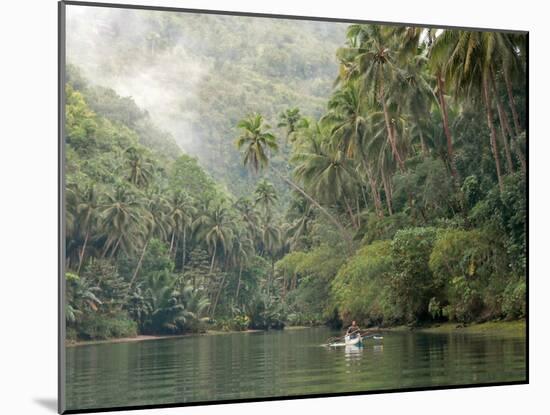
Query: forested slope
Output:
[[65, 11, 527, 341], [66, 8, 347, 199]]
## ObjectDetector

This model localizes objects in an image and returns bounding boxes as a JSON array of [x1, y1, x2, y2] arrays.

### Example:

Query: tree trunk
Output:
[[343, 196, 358, 229], [282, 270, 287, 301], [490, 68, 514, 173], [108, 236, 122, 259], [436, 71, 457, 179], [380, 88, 405, 171], [356, 196, 361, 228], [77, 230, 90, 274], [514, 141, 527, 175], [270, 167, 353, 252], [181, 227, 187, 270], [169, 231, 175, 256], [419, 129, 429, 157], [381, 170, 393, 216], [130, 238, 149, 287], [503, 68, 522, 136], [365, 163, 383, 217], [210, 273, 226, 318], [360, 183, 369, 210], [482, 75, 505, 193], [235, 263, 243, 303], [209, 247, 216, 274]]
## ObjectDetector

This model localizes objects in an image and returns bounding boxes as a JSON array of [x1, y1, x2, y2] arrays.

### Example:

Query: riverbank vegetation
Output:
[[65, 19, 526, 341]]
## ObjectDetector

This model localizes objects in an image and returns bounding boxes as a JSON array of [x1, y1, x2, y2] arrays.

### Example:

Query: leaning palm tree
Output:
[[286, 197, 314, 250], [236, 114, 353, 250]]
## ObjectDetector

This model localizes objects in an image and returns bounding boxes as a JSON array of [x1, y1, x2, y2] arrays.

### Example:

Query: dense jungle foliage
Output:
[[65, 16, 526, 341]]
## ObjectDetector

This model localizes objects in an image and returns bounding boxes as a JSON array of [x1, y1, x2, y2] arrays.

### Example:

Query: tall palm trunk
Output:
[[211, 273, 226, 318], [419, 129, 429, 157], [235, 263, 243, 303], [209, 248, 216, 274], [282, 270, 287, 301], [436, 71, 457, 179], [365, 164, 383, 217], [108, 235, 122, 259], [381, 96, 405, 171], [343, 196, 358, 229], [181, 227, 187, 270], [513, 140, 527, 175], [130, 237, 150, 287], [77, 230, 90, 274], [381, 170, 393, 216], [490, 68, 514, 173], [169, 231, 175, 256], [355, 196, 361, 228], [482, 74, 505, 193], [270, 167, 353, 252], [503, 69, 522, 136]]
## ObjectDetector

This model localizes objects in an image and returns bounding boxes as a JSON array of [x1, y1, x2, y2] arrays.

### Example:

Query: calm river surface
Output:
[[66, 327, 526, 410]]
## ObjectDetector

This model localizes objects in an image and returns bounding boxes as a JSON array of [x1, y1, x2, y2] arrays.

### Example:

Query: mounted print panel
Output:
[[59, 1, 528, 413]]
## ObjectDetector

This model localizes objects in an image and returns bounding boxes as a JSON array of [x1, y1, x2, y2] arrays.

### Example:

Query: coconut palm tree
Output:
[[125, 146, 154, 188], [234, 197, 260, 240], [236, 114, 353, 250], [231, 231, 255, 305], [260, 216, 282, 298], [399, 54, 438, 158], [211, 229, 254, 317], [277, 107, 302, 142], [291, 135, 358, 226], [169, 191, 196, 269], [434, 30, 505, 191], [130, 192, 174, 286], [235, 114, 278, 173], [198, 202, 235, 273], [100, 185, 141, 259], [336, 24, 405, 170], [321, 81, 386, 217], [254, 179, 278, 216]]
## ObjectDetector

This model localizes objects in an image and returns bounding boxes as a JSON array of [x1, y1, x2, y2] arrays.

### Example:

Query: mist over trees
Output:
[[66, 8, 347, 199]]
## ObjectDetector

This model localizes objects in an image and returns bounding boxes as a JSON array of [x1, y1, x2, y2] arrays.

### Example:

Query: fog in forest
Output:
[[66, 5, 347, 169]]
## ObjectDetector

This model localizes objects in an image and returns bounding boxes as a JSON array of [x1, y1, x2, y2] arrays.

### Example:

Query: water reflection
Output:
[[344, 345, 363, 359]]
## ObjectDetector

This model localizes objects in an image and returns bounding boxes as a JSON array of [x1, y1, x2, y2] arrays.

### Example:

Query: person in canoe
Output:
[[346, 321, 360, 339]]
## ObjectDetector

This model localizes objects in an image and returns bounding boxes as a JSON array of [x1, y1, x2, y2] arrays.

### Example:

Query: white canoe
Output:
[[344, 334, 362, 346]]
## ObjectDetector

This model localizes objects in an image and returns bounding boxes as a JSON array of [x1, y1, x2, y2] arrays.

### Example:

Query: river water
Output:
[[65, 326, 526, 411]]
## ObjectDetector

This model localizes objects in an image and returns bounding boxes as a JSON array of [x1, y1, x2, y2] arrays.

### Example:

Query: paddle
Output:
[[326, 327, 383, 345]]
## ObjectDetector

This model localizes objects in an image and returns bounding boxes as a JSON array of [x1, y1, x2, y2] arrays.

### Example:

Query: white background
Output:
[[0, 0, 546, 414]]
